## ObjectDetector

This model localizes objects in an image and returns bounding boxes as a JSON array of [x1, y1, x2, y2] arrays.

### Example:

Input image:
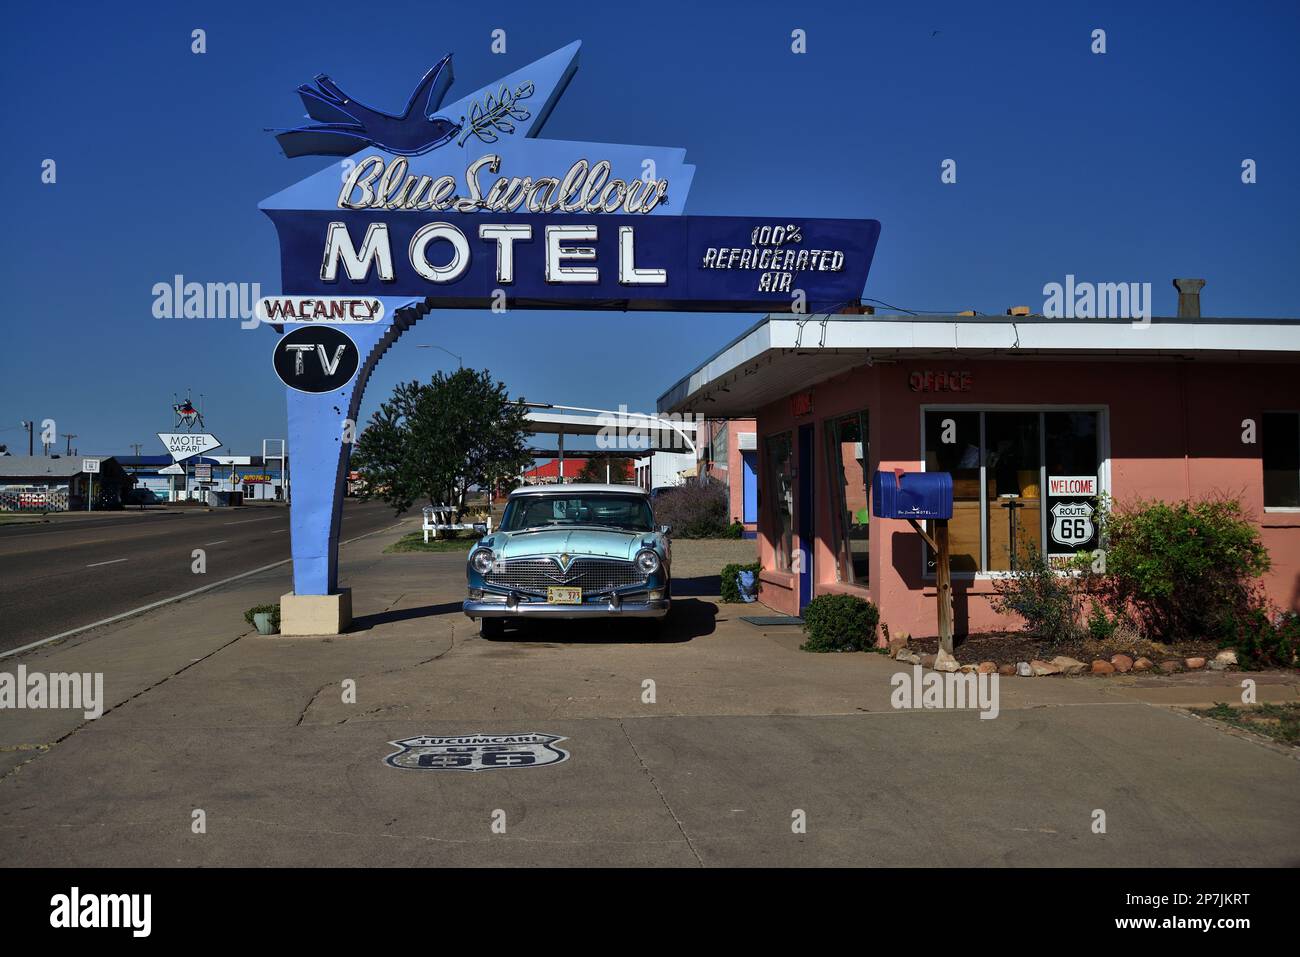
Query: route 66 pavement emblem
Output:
[[384, 732, 570, 772]]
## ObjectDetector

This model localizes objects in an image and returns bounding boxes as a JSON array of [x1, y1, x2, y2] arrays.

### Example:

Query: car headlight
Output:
[[635, 548, 661, 575], [471, 548, 495, 574]]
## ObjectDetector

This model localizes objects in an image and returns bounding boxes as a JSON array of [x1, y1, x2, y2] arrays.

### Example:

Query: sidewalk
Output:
[[1, 522, 1297, 866]]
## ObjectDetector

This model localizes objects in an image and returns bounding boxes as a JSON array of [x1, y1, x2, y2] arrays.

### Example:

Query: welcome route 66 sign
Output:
[[384, 732, 570, 772]]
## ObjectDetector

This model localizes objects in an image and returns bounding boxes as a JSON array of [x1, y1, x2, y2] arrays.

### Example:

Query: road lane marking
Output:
[[223, 517, 279, 526], [202, 540, 228, 546], [2, 521, 410, 659], [86, 558, 128, 568]]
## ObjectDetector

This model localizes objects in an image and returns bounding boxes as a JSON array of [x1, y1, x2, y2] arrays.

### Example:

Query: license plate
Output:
[[547, 586, 582, 604]]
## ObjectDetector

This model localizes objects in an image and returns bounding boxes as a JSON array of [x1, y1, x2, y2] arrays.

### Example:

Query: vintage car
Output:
[[463, 484, 671, 636]]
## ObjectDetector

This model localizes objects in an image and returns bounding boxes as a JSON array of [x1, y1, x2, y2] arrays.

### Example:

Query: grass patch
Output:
[[1193, 701, 1300, 747], [384, 531, 479, 553]]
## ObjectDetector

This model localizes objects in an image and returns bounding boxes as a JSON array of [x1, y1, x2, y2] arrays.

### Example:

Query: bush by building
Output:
[[800, 594, 881, 652], [1094, 496, 1271, 644]]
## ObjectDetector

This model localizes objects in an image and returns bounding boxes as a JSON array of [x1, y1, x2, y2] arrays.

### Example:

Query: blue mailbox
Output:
[[871, 470, 953, 521]]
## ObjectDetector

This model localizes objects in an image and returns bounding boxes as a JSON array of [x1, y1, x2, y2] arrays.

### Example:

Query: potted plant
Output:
[[244, 603, 281, 635]]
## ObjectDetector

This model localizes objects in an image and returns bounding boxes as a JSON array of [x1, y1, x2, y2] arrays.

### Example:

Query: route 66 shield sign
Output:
[[1050, 500, 1096, 548], [384, 732, 570, 772]]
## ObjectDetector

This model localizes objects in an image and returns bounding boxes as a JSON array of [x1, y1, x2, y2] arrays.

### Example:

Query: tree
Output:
[[351, 369, 531, 517], [576, 457, 631, 484]]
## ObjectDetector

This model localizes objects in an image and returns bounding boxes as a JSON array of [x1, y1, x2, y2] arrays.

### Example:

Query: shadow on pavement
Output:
[[349, 601, 465, 632]]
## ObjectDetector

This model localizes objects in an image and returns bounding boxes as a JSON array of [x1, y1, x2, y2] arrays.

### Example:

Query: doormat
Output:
[[740, 615, 804, 626]]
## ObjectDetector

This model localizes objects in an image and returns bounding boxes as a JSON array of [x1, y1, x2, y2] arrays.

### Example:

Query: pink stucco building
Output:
[[659, 306, 1300, 637]]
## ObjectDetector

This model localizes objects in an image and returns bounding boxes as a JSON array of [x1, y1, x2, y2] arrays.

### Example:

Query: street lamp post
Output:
[[414, 344, 463, 368]]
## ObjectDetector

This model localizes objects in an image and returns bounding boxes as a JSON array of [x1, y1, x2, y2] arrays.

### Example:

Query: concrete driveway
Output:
[[2, 524, 1297, 866]]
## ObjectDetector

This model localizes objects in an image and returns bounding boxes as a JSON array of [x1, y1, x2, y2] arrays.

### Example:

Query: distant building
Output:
[[0, 456, 131, 511], [523, 458, 590, 484], [117, 451, 288, 503], [695, 419, 759, 538]]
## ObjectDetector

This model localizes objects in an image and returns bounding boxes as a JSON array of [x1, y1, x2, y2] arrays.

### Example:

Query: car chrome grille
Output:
[[485, 557, 646, 597]]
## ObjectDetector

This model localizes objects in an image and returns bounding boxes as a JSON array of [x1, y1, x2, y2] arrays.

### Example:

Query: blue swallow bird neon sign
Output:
[[275, 54, 461, 157]]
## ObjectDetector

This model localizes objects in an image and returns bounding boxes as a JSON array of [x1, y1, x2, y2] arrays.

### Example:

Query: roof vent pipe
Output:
[[1173, 278, 1206, 318]]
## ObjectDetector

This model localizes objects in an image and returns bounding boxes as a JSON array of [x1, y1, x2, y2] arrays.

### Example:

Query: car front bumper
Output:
[[463, 597, 670, 620]]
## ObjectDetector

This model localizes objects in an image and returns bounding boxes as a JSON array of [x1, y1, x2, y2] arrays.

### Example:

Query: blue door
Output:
[[797, 424, 814, 610], [741, 450, 758, 526]]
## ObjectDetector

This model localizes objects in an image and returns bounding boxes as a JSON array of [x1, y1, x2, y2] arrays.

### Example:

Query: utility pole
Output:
[[21, 420, 33, 455], [130, 443, 143, 457], [63, 434, 77, 456]]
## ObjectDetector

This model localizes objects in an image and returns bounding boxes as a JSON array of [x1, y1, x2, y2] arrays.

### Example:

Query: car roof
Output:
[[507, 483, 649, 498]]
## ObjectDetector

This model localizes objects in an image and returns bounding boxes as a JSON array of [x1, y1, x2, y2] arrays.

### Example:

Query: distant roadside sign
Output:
[[158, 432, 221, 462], [82, 458, 100, 474], [194, 464, 213, 481]]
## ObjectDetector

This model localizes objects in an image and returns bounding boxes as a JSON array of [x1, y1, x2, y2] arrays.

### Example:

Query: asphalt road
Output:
[[0, 501, 403, 653]]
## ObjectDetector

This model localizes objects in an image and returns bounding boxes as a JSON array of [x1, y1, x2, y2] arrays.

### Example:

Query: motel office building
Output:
[[659, 305, 1300, 637]]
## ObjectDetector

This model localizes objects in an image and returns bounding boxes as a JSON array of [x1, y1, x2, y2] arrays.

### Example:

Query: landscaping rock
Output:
[[888, 631, 910, 654], [977, 661, 998, 674], [1029, 659, 1062, 677], [1185, 656, 1206, 670], [1050, 655, 1086, 676], [999, 663, 1018, 676], [897, 651, 922, 665], [933, 650, 960, 673], [1016, 661, 1033, 677], [1159, 660, 1181, 673], [959, 664, 978, 674], [1091, 659, 1115, 674], [1210, 649, 1238, 670], [1132, 657, 1154, 672], [1110, 653, 1134, 673], [919, 654, 937, 669]]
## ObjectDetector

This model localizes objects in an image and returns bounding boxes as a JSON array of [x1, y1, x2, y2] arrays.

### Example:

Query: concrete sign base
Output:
[[280, 589, 352, 636]]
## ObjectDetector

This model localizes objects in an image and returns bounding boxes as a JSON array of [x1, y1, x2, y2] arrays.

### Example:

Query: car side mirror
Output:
[[659, 524, 672, 536]]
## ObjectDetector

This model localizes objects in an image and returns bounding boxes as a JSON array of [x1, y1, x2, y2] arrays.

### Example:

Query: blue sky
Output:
[[2, 0, 1297, 456]]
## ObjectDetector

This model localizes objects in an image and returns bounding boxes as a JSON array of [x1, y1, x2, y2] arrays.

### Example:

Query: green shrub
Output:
[[1225, 609, 1298, 669], [1095, 496, 1270, 643], [244, 603, 281, 631], [800, 594, 881, 652], [720, 562, 761, 603], [1086, 602, 1117, 642], [989, 544, 1088, 645], [724, 521, 745, 539]]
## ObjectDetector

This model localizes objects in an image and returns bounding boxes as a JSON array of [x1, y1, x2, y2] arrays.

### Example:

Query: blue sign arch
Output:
[[260, 41, 880, 632]]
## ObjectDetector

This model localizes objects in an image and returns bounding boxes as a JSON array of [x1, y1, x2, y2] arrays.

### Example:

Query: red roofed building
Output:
[[522, 458, 590, 484]]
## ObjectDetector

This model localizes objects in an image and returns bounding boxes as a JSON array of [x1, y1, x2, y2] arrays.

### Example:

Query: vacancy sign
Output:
[[158, 432, 221, 462], [82, 458, 100, 474]]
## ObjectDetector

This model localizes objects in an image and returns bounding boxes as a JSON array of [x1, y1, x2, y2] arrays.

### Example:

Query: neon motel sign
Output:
[[260, 41, 880, 603]]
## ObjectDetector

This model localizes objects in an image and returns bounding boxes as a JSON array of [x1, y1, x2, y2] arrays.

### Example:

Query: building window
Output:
[[1263, 411, 1300, 508], [922, 408, 1104, 574], [824, 411, 869, 584], [710, 422, 729, 473], [765, 432, 794, 570], [985, 411, 1042, 572]]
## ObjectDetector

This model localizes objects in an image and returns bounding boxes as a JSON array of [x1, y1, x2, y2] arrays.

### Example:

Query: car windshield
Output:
[[501, 493, 654, 532]]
